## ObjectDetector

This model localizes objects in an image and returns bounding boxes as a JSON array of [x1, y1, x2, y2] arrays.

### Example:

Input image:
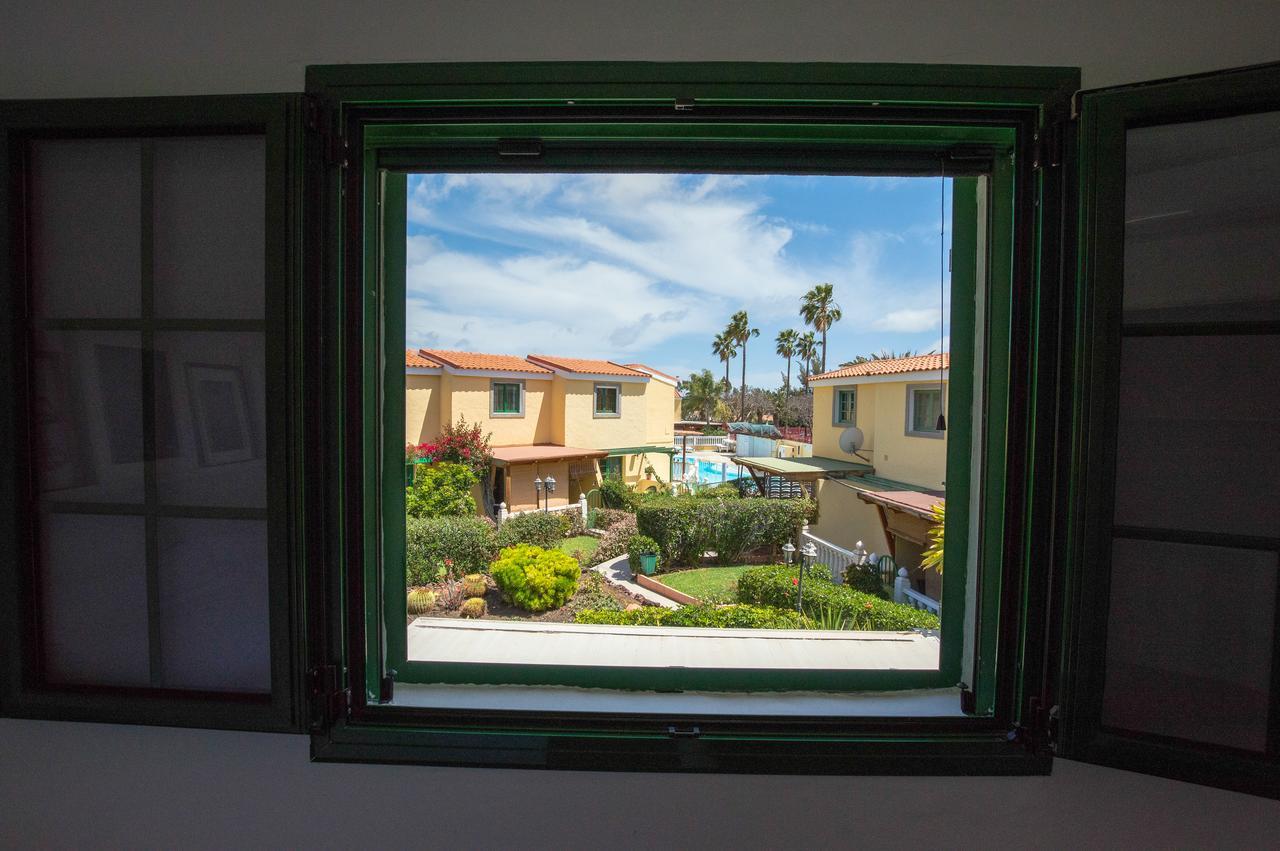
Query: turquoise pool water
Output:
[[674, 456, 746, 482]]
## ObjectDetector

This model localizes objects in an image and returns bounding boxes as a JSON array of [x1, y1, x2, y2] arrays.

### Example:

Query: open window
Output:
[[305, 62, 1074, 772]]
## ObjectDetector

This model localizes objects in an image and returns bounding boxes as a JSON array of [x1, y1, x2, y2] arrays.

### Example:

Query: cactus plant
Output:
[[461, 573, 487, 599], [460, 597, 486, 618], [406, 588, 437, 615]]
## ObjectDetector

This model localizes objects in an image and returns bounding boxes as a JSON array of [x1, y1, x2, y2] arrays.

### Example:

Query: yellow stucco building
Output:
[[805, 354, 949, 600], [406, 349, 679, 514]]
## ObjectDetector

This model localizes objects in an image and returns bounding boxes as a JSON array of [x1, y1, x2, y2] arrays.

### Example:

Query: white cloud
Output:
[[873, 307, 941, 333]]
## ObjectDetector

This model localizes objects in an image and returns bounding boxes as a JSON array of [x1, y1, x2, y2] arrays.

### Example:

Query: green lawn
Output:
[[558, 535, 599, 558], [658, 565, 755, 601]]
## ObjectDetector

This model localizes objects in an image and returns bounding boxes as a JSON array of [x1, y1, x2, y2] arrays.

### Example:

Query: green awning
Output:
[[731, 455, 873, 481]]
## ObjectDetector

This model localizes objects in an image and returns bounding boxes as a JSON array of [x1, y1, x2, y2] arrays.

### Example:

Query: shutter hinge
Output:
[[304, 96, 348, 169], [310, 664, 350, 730], [667, 724, 702, 738], [1031, 120, 1064, 171]]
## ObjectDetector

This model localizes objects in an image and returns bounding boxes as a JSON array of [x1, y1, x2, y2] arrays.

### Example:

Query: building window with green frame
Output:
[[906, 384, 944, 438], [834, 387, 857, 425], [491, 380, 524, 416], [593, 383, 620, 417], [599, 456, 623, 479]]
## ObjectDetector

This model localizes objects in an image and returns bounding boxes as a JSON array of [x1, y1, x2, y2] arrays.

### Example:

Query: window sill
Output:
[[390, 682, 964, 717]]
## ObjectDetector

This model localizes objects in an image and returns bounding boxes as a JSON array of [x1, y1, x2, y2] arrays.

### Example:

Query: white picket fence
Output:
[[673, 434, 735, 452], [800, 525, 941, 616]]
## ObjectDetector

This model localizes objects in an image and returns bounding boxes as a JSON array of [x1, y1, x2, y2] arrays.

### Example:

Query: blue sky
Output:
[[405, 172, 951, 388]]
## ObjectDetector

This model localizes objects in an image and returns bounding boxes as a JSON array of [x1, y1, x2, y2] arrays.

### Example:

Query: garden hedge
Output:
[[635, 496, 816, 567], [574, 604, 805, 629], [495, 511, 566, 550], [736, 564, 940, 630], [405, 515, 498, 583]]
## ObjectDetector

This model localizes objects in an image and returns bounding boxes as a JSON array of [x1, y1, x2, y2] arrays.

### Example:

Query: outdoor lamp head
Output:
[[782, 541, 796, 564], [545, 476, 557, 492], [801, 542, 818, 562], [533, 477, 543, 492]]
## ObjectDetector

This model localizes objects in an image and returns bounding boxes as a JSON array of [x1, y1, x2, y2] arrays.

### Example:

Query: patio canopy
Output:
[[490, 444, 609, 466], [731, 454, 873, 482]]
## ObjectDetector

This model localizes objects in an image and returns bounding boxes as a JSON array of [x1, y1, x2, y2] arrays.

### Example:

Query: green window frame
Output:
[[308, 60, 1076, 773], [490, 380, 523, 416], [593, 383, 621, 417], [834, 387, 857, 425]]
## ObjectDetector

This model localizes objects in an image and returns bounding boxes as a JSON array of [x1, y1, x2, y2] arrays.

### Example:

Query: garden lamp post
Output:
[[799, 541, 818, 613], [533, 477, 543, 512], [544, 475, 557, 512], [782, 541, 797, 610]]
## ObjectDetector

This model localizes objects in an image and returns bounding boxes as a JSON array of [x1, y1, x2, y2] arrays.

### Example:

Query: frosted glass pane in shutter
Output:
[[32, 329, 145, 504], [28, 139, 142, 318], [1103, 539, 1276, 751], [152, 136, 266, 319], [154, 331, 266, 508], [1112, 335, 1280, 537], [156, 518, 270, 692], [1124, 111, 1280, 324], [40, 513, 150, 686]]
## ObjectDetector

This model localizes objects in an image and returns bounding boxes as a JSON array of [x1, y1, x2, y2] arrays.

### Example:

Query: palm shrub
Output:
[[405, 515, 498, 583], [590, 515, 638, 565], [920, 501, 945, 573], [405, 461, 479, 518], [736, 564, 940, 630], [489, 544, 580, 612], [495, 511, 565, 550]]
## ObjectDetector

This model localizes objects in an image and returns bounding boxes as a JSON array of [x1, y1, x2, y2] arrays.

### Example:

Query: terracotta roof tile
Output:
[[812, 353, 949, 381], [421, 349, 553, 374], [526, 355, 647, 377], [405, 349, 442, 368]]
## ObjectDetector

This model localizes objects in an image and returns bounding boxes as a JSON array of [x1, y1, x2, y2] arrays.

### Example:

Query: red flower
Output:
[[792, 577, 799, 586]]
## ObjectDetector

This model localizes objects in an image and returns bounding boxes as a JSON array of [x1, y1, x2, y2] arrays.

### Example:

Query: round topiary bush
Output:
[[489, 544, 580, 612]]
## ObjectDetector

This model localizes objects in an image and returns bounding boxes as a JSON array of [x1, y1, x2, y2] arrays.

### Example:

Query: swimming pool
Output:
[[674, 456, 747, 483]]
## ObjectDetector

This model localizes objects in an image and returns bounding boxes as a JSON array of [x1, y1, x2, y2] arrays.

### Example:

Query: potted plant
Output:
[[627, 534, 661, 576]]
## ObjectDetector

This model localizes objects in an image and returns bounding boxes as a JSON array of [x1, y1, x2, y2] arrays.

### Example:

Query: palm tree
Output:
[[679, 369, 720, 422], [799, 283, 843, 374], [728, 310, 759, 420], [775, 329, 799, 394], [796, 331, 818, 390], [711, 331, 738, 392]]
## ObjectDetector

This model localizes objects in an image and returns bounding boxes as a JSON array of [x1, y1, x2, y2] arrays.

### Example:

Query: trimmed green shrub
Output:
[[575, 604, 805, 629], [600, 474, 639, 511], [459, 597, 486, 618], [461, 573, 487, 599], [566, 570, 623, 614], [625, 534, 661, 574], [496, 511, 565, 550], [405, 462, 478, 518], [590, 515, 638, 565], [405, 515, 498, 583], [844, 565, 891, 599], [692, 482, 742, 500], [635, 497, 706, 567], [636, 496, 817, 567], [736, 564, 939, 631], [592, 507, 634, 531], [490, 544, 580, 612]]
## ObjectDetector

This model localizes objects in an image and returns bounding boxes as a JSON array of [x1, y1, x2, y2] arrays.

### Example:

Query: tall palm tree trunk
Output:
[[740, 349, 747, 420], [785, 356, 792, 395], [820, 328, 828, 374]]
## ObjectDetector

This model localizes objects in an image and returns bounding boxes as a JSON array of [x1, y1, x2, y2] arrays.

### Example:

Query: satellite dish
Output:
[[838, 426, 865, 455]]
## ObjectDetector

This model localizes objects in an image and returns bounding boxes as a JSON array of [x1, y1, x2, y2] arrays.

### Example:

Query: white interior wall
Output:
[[3, 1, 1279, 845]]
